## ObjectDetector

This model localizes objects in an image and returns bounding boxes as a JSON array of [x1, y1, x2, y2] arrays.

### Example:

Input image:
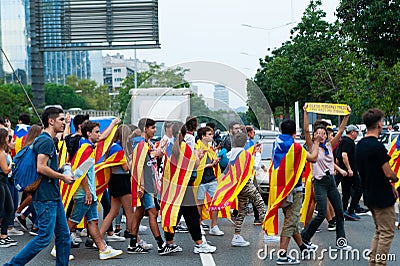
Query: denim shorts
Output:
[[69, 199, 99, 224], [141, 192, 156, 211], [197, 180, 218, 201]]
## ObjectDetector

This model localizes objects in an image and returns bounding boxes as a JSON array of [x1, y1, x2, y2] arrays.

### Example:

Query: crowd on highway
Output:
[[0, 104, 399, 265]]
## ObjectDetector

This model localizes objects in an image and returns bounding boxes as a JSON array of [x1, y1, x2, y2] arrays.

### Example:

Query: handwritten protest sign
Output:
[[306, 103, 349, 116]]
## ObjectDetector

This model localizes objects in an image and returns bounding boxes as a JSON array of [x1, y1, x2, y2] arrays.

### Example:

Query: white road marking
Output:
[[199, 235, 216, 266]]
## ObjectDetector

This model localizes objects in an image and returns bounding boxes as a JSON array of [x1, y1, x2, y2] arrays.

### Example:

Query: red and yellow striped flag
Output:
[[11, 124, 30, 157], [300, 162, 314, 224], [388, 136, 400, 189], [201, 192, 231, 220], [95, 142, 127, 198], [131, 139, 149, 207], [262, 137, 307, 236], [60, 142, 94, 211], [58, 140, 68, 168], [161, 142, 196, 233], [208, 150, 254, 211], [94, 125, 118, 162]]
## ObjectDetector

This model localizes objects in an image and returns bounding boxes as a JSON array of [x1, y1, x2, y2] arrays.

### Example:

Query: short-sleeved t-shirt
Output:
[[356, 136, 396, 209], [32, 132, 60, 201], [201, 156, 216, 184], [338, 136, 356, 172]]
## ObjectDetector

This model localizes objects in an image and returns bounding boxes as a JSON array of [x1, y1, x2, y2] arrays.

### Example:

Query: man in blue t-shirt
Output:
[[5, 107, 75, 266]]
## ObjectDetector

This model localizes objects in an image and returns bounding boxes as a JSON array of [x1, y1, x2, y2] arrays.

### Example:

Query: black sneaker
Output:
[[127, 244, 149, 254], [85, 238, 95, 248], [328, 223, 336, 231], [276, 256, 300, 265], [71, 241, 80, 248], [114, 229, 122, 236], [175, 224, 188, 233], [201, 223, 210, 231], [0, 238, 11, 248], [158, 243, 179, 255], [15, 216, 28, 231], [29, 227, 38, 236], [3, 237, 17, 246], [355, 206, 369, 215], [124, 230, 134, 238]]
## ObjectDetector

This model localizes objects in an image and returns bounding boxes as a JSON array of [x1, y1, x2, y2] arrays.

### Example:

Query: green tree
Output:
[[66, 76, 109, 110], [337, 0, 400, 66], [0, 84, 34, 125], [45, 83, 88, 110]]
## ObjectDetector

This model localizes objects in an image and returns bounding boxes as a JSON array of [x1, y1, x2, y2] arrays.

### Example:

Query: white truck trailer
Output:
[[129, 88, 191, 140]]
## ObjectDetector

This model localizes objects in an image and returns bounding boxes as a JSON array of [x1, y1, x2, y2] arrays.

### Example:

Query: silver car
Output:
[[254, 139, 274, 201]]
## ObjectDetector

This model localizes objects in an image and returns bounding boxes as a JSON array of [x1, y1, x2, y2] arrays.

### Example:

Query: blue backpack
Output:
[[12, 134, 54, 192]]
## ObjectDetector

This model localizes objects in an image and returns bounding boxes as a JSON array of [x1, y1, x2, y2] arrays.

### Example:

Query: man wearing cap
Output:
[[336, 125, 364, 220]]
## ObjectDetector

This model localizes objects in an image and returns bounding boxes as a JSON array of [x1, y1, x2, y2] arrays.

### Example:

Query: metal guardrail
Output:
[[67, 109, 118, 117]]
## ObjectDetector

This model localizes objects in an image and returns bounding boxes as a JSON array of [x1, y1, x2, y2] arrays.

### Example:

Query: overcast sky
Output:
[[105, 0, 341, 108], [108, 0, 340, 76]]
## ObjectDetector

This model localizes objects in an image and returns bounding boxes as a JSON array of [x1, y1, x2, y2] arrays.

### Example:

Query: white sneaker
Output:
[[200, 226, 206, 235], [7, 227, 24, 236], [99, 245, 123, 260], [71, 232, 82, 243], [231, 234, 250, 247], [139, 224, 148, 233], [337, 244, 352, 251], [209, 225, 224, 236], [194, 242, 216, 253], [157, 216, 162, 223], [121, 215, 126, 224], [263, 234, 280, 243], [138, 239, 153, 250], [50, 246, 75, 261], [106, 234, 126, 242], [80, 228, 88, 237]]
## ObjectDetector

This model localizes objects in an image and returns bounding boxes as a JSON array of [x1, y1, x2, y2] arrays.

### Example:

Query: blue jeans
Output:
[[302, 175, 345, 244], [5, 199, 71, 266]]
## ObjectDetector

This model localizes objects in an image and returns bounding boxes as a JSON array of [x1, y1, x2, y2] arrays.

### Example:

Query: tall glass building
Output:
[[0, 0, 96, 85]]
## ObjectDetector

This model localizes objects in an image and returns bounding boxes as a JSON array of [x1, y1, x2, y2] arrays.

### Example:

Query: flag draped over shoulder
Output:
[[208, 150, 254, 211], [262, 134, 307, 236], [94, 125, 118, 163], [11, 124, 31, 157], [95, 141, 127, 197], [60, 140, 95, 211], [194, 140, 221, 197], [161, 142, 196, 233], [58, 140, 68, 168], [300, 162, 313, 224], [388, 136, 400, 188], [131, 138, 149, 207]]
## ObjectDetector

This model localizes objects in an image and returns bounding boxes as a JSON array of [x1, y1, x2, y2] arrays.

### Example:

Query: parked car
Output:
[[254, 139, 274, 201], [380, 131, 400, 150]]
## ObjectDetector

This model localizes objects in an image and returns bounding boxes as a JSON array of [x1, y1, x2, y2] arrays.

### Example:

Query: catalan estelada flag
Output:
[[262, 134, 307, 236], [11, 124, 31, 157], [300, 162, 314, 224], [208, 150, 254, 211], [388, 136, 400, 188], [160, 142, 195, 233], [94, 125, 118, 163], [201, 192, 231, 220], [194, 140, 221, 198], [131, 138, 149, 207], [58, 140, 68, 168], [95, 141, 127, 198], [60, 139, 95, 211]]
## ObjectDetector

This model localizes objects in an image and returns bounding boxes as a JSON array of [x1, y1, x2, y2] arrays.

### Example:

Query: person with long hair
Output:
[[301, 103, 352, 251], [98, 125, 135, 242], [0, 128, 17, 248], [162, 122, 216, 254], [14, 125, 43, 235]]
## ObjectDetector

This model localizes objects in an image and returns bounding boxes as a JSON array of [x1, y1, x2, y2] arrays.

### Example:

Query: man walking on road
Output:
[[5, 107, 74, 266], [336, 125, 364, 220], [356, 108, 399, 266]]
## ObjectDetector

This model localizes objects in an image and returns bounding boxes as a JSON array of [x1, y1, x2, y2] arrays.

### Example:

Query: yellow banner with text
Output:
[[306, 102, 349, 116]]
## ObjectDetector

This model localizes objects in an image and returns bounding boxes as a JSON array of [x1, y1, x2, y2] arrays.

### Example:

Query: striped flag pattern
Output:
[[160, 142, 195, 233], [131, 140, 149, 207], [60, 142, 94, 211], [262, 141, 307, 236], [208, 150, 254, 211], [95, 142, 127, 198], [300, 162, 314, 224], [388, 136, 400, 188], [11, 124, 30, 157]]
